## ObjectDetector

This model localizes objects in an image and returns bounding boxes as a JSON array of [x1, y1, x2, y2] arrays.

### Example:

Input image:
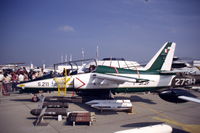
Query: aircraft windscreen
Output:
[[77, 60, 97, 73], [53, 58, 97, 75]]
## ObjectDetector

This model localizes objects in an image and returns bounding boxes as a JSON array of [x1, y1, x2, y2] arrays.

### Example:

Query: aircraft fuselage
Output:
[[17, 72, 175, 93]]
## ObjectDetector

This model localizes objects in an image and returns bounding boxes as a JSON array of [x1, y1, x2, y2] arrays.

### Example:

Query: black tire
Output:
[[32, 95, 39, 102]]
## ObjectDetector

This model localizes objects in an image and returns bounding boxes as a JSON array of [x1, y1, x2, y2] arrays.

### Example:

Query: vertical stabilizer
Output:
[[144, 42, 176, 71]]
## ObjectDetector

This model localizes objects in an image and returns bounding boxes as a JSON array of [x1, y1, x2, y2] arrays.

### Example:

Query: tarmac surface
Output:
[[0, 91, 200, 133]]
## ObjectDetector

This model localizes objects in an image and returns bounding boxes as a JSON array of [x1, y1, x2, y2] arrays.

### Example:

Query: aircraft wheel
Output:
[[32, 95, 39, 102]]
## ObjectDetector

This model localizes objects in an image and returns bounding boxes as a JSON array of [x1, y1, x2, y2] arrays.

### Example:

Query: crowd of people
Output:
[[0, 65, 96, 96], [0, 67, 45, 96]]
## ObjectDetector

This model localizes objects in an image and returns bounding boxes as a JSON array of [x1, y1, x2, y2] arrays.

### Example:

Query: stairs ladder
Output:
[[54, 76, 71, 96]]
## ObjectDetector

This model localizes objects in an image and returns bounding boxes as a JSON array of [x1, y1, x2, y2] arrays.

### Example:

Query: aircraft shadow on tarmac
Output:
[[172, 128, 190, 133], [10, 98, 32, 102], [27, 116, 58, 120], [114, 95, 156, 104], [130, 95, 156, 104], [121, 122, 163, 127], [121, 122, 189, 133]]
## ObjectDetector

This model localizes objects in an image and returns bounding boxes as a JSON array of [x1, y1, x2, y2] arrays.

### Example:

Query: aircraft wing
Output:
[[160, 69, 196, 74], [178, 96, 200, 104], [92, 73, 149, 84], [160, 70, 186, 74]]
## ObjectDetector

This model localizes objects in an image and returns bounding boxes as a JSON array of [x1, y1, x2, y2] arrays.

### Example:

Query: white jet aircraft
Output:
[[17, 42, 200, 103]]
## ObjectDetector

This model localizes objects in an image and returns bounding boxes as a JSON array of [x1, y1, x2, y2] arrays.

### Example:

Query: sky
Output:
[[0, 0, 200, 66]]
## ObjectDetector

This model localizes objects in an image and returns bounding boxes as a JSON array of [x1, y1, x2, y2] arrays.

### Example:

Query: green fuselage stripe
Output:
[[95, 65, 174, 75]]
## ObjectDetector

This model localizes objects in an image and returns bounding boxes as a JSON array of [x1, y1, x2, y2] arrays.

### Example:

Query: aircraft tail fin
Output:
[[144, 42, 176, 71]]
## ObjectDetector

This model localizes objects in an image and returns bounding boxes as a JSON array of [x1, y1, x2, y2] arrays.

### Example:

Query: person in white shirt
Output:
[[0, 71, 4, 95], [4, 74, 11, 83], [0, 71, 4, 82], [18, 73, 25, 82]]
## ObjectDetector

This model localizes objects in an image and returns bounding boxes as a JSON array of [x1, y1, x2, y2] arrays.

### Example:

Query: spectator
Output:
[[32, 71, 36, 80], [35, 71, 39, 78], [38, 69, 44, 77], [0, 71, 5, 95], [89, 65, 96, 72], [11, 72, 18, 83], [18, 72, 25, 82], [3, 73, 11, 95], [11, 72, 18, 92], [4, 73, 11, 83], [0, 71, 4, 82], [23, 67, 28, 74], [28, 70, 34, 80], [24, 73, 29, 81]]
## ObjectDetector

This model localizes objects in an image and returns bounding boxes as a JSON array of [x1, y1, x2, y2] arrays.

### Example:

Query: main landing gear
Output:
[[32, 94, 39, 102]]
